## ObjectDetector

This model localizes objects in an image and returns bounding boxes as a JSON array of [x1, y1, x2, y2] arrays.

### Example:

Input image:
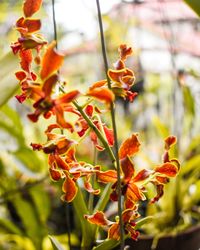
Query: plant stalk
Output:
[[73, 100, 116, 163], [88, 147, 97, 213], [95, 0, 124, 248]]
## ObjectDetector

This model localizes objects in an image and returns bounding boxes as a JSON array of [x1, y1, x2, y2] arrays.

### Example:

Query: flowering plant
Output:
[[11, 1, 180, 249]]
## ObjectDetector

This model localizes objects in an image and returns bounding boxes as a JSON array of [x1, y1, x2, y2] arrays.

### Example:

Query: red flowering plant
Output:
[[11, 1, 180, 249]]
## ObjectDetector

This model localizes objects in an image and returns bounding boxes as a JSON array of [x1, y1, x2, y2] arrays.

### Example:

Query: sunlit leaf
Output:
[[152, 116, 169, 139], [49, 236, 65, 250], [0, 105, 24, 144], [12, 194, 46, 249], [0, 52, 19, 106], [13, 148, 44, 172], [29, 184, 51, 224], [184, 0, 200, 17], [0, 218, 22, 235]]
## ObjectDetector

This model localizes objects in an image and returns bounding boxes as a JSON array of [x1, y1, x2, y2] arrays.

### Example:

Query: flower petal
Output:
[[103, 125, 114, 146], [97, 170, 117, 183], [108, 223, 120, 240], [15, 71, 27, 81], [19, 49, 32, 73], [40, 41, 64, 80], [62, 176, 77, 202], [84, 211, 112, 226], [108, 68, 126, 83], [133, 169, 152, 183], [42, 74, 58, 96], [87, 87, 115, 104], [54, 154, 70, 170], [49, 168, 62, 181], [126, 182, 146, 202], [23, 0, 42, 17], [119, 134, 140, 159], [120, 156, 135, 183], [164, 136, 177, 150], [84, 180, 100, 195], [119, 44, 133, 61], [89, 80, 107, 90], [155, 162, 178, 177], [150, 184, 164, 204], [23, 18, 41, 33], [122, 209, 135, 223], [56, 90, 80, 104]]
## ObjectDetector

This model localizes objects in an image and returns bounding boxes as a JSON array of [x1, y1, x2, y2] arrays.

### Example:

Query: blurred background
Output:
[[0, 0, 200, 249]]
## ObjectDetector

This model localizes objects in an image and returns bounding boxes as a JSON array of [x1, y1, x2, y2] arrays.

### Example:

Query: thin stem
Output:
[[52, 0, 58, 47], [95, 0, 124, 249], [88, 147, 97, 213], [73, 100, 116, 163]]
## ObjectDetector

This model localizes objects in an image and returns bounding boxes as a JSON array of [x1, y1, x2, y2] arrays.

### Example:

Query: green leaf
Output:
[[152, 116, 170, 138], [135, 216, 154, 230], [0, 218, 23, 235], [29, 184, 51, 224], [0, 234, 35, 250], [0, 52, 19, 106], [180, 155, 200, 176], [184, 0, 200, 17], [49, 236, 65, 250], [0, 105, 24, 144], [12, 194, 46, 250], [73, 187, 95, 249], [13, 147, 44, 172], [182, 86, 195, 117], [93, 239, 118, 250]]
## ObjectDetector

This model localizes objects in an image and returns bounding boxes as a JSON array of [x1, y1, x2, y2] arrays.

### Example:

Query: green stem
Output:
[[52, 0, 58, 46], [73, 100, 116, 163], [88, 147, 97, 213], [95, 0, 124, 249], [94, 183, 112, 212]]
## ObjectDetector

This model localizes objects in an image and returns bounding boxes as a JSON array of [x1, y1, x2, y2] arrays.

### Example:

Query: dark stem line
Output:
[[96, 0, 124, 249], [51, 1, 71, 249], [73, 100, 116, 163], [88, 147, 97, 213], [52, 0, 58, 47]]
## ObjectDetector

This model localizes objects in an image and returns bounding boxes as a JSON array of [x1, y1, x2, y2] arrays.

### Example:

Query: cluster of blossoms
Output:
[[11, 0, 180, 243]]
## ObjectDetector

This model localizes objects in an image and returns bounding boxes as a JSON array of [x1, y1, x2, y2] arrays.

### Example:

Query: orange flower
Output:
[[76, 105, 114, 150], [97, 134, 180, 207], [32, 124, 100, 202], [108, 44, 137, 102], [85, 207, 140, 241]]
